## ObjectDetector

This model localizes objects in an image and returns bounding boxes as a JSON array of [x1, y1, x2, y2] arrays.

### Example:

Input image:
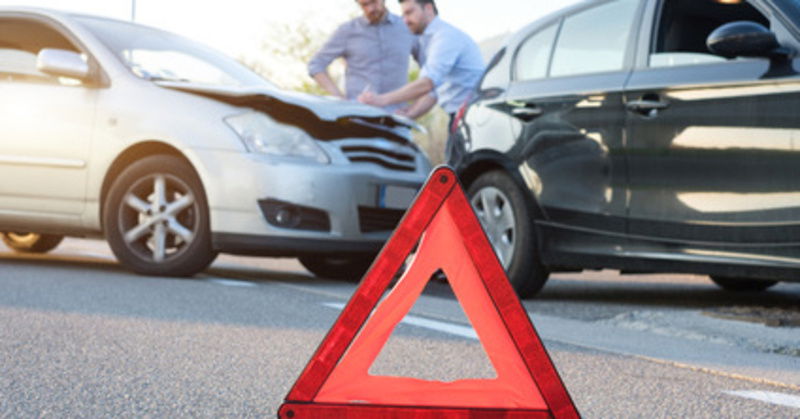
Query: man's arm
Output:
[[313, 72, 345, 99], [399, 93, 437, 120], [308, 24, 348, 97], [358, 77, 434, 108], [360, 29, 459, 116]]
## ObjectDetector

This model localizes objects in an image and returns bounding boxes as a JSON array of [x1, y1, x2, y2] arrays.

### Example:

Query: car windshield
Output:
[[75, 16, 276, 88]]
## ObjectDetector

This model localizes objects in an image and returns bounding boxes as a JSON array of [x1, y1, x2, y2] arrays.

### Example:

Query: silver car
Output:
[[0, 8, 431, 279]]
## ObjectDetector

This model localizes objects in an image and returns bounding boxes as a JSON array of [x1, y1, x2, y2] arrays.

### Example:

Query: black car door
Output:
[[504, 0, 643, 246], [624, 0, 800, 251]]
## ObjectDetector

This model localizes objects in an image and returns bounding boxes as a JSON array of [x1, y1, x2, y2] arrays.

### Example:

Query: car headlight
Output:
[[224, 111, 330, 164]]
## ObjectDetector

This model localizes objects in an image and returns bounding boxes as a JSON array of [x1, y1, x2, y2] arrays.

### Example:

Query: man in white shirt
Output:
[[358, 0, 485, 121]]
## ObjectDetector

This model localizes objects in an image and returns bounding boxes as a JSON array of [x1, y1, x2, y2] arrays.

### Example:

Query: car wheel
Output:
[[299, 254, 376, 281], [710, 276, 778, 292], [467, 170, 549, 298], [1, 232, 64, 254], [104, 155, 217, 276]]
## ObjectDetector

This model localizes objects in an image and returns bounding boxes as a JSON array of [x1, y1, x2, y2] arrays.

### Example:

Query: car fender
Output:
[[453, 149, 547, 222], [85, 139, 217, 232]]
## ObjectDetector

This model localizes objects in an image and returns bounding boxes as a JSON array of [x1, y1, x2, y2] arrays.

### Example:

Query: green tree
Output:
[[239, 19, 340, 95]]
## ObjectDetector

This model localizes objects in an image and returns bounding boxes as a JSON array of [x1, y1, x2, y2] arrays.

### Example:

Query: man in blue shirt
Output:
[[358, 0, 485, 121], [308, 0, 414, 111]]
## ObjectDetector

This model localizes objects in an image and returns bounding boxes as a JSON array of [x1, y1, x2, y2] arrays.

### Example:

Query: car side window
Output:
[[649, 0, 770, 67], [0, 18, 82, 85], [549, 0, 640, 78], [514, 24, 558, 81]]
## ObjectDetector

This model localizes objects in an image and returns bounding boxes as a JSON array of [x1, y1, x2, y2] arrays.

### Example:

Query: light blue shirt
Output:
[[308, 13, 414, 110], [415, 17, 485, 113]]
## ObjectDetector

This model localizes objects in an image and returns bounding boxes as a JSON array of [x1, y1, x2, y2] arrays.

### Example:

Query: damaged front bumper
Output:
[[196, 148, 429, 257]]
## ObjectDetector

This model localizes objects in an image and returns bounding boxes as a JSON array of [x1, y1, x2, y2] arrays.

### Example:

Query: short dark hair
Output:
[[399, 0, 438, 15]]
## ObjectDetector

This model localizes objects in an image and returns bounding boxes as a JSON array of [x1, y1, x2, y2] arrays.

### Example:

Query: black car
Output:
[[447, 0, 800, 297]]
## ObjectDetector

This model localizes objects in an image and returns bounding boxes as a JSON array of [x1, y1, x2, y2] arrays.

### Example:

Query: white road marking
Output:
[[206, 278, 257, 288], [725, 390, 800, 409], [323, 302, 477, 339]]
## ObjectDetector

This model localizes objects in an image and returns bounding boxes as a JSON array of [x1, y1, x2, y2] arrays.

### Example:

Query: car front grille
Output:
[[336, 139, 418, 172], [358, 206, 406, 233]]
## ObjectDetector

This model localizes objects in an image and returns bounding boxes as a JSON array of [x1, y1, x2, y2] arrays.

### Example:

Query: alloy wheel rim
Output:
[[471, 186, 516, 268], [117, 173, 198, 263]]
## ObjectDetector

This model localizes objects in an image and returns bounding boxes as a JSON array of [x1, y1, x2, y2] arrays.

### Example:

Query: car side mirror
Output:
[[706, 21, 781, 59], [36, 48, 90, 80]]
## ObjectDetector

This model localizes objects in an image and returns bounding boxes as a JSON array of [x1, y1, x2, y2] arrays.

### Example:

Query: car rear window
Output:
[[549, 0, 640, 77], [514, 24, 558, 81]]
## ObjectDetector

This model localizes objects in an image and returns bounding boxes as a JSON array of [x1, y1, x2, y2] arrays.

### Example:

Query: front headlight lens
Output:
[[225, 112, 329, 164]]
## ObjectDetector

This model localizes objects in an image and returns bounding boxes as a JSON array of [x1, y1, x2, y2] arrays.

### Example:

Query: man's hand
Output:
[[394, 106, 411, 117], [359, 77, 434, 111], [358, 91, 386, 107]]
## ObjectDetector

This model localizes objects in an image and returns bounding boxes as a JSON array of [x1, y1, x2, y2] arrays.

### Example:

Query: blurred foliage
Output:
[[239, 19, 335, 95], [413, 107, 448, 166]]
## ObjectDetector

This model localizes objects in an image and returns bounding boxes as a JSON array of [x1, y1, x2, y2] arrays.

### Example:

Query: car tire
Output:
[[1, 232, 64, 254], [299, 254, 376, 281], [467, 170, 549, 298], [710, 276, 778, 292], [103, 155, 217, 276]]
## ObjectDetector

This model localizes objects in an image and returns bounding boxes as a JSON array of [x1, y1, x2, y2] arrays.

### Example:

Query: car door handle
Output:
[[512, 107, 543, 116], [626, 99, 670, 117], [508, 104, 543, 121]]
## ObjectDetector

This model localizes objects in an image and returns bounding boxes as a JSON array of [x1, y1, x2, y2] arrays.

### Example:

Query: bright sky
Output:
[[0, 0, 581, 85]]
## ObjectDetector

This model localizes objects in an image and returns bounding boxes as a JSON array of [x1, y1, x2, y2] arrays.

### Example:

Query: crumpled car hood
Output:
[[156, 81, 422, 138]]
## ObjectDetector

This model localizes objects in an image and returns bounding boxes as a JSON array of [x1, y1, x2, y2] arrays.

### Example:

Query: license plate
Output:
[[377, 185, 417, 209]]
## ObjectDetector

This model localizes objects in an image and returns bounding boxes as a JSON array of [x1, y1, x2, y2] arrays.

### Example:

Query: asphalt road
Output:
[[1, 239, 799, 418]]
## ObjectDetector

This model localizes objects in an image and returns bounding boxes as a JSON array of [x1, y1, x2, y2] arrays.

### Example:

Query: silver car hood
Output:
[[156, 81, 422, 132]]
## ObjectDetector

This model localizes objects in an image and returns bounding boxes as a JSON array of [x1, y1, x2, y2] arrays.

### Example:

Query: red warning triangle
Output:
[[279, 167, 579, 418]]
